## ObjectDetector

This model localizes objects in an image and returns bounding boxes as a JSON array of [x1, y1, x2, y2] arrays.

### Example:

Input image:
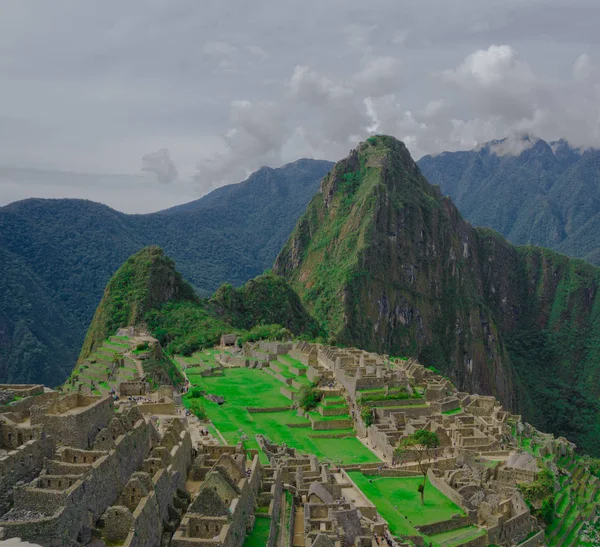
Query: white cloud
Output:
[[141, 149, 178, 184], [352, 56, 401, 97], [245, 44, 269, 61], [195, 100, 289, 187], [202, 41, 238, 57], [2, 1, 600, 211], [485, 135, 538, 156], [289, 66, 353, 104], [443, 45, 541, 122], [573, 53, 592, 82]]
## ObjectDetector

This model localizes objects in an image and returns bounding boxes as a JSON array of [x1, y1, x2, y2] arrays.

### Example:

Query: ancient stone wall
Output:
[[0, 435, 55, 514], [137, 401, 176, 415], [0, 418, 154, 545], [416, 515, 470, 535], [30, 395, 114, 449], [119, 381, 147, 396], [310, 418, 352, 430], [0, 385, 44, 398], [1, 392, 59, 415], [259, 342, 293, 355], [427, 470, 476, 521], [266, 468, 283, 547]]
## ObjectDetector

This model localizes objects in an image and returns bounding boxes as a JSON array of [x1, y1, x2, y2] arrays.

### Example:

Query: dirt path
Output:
[[177, 361, 225, 446], [292, 506, 304, 546]]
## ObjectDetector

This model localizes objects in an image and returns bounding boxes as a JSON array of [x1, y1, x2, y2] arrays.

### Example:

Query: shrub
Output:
[[237, 324, 291, 346], [361, 406, 374, 427], [189, 387, 203, 399], [298, 383, 323, 412], [518, 467, 556, 524], [185, 398, 207, 420]]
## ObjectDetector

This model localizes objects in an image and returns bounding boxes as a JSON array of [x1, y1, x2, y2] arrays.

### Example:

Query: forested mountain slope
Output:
[[0, 159, 332, 385], [276, 135, 600, 454], [417, 136, 600, 263]]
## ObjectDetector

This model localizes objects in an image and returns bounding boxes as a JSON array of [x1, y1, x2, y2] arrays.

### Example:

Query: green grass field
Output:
[[243, 515, 271, 546], [347, 472, 466, 539], [185, 366, 379, 465]]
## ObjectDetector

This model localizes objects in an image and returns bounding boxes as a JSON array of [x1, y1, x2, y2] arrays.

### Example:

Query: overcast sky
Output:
[[0, 0, 599, 213]]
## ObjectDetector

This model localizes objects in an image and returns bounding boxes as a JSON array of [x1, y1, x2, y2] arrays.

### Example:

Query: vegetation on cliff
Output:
[[79, 246, 197, 361], [417, 136, 600, 264], [0, 158, 332, 384], [211, 273, 322, 337], [275, 134, 600, 455], [82, 247, 321, 361]]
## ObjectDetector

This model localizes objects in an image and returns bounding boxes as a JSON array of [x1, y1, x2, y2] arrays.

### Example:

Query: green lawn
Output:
[[442, 408, 463, 416], [185, 367, 379, 465], [428, 526, 487, 546], [347, 472, 465, 539], [244, 516, 271, 546], [279, 354, 307, 369]]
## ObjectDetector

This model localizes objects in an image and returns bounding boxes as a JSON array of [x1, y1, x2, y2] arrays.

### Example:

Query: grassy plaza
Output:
[[183, 361, 379, 465], [347, 471, 485, 545]]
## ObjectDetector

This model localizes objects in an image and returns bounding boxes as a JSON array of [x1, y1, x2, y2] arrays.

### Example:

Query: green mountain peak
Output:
[[276, 134, 600, 455], [79, 246, 197, 361]]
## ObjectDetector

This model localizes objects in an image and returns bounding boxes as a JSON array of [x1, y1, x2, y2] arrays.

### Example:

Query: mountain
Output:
[[0, 159, 333, 385], [211, 273, 322, 335], [81, 246, 320, 360], [0, 247, 79, 385], [417, 136, 600, 263], [275, 135, 600, 455], [79, 246, 198, 361]]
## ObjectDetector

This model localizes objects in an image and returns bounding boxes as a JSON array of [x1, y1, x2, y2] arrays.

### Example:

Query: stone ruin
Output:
[[0, 385, 192, 546], [0, 337, 574, 547], [279, 341, 551, 547]]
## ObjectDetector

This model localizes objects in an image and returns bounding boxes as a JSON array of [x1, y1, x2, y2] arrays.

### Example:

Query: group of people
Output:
[[127, 395, 150, 402], [374, 529, 401, 546]]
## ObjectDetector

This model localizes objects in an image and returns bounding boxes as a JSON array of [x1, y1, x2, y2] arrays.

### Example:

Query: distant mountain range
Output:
[[5, 133, 600, 397], [0, 158, 333, 385], [417, 136, 600, 264]]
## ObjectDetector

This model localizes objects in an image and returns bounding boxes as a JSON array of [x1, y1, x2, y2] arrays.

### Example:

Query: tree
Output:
[[361, 406, 374, 427], [298, 383, 322, 412], [395, 430, 440, 505]]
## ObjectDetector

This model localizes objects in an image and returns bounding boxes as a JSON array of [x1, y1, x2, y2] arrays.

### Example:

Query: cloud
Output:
[[192, 43, 600, 186], [245, 45, 269, 61], [573, 53, 592, 82], [202, 41, 238, 57], [483, 135, 538, 156], [352, 56, 401, 97], [443, 45, 540, 122], [141, 149, 178, 184], [3, 1, 600, 211], [289, 66, 353, 104], [195, 100, 289, 187]]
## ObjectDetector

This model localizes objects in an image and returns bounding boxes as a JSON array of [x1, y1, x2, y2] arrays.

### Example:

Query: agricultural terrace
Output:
[[347, 472, 486, 547], [64, 335, 140, 395], [180, 350, 379, 465]]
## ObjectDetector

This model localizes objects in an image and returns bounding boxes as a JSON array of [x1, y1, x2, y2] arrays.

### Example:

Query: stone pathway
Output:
[[292, 506, 304, 546], [357, 435, 387, 462]]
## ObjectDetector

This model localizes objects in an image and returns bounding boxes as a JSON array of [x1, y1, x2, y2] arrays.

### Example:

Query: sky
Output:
[[0, 0, 599, 213]]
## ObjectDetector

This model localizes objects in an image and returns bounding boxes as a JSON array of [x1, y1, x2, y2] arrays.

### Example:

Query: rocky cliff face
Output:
[[275, 135, 600, 454]]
